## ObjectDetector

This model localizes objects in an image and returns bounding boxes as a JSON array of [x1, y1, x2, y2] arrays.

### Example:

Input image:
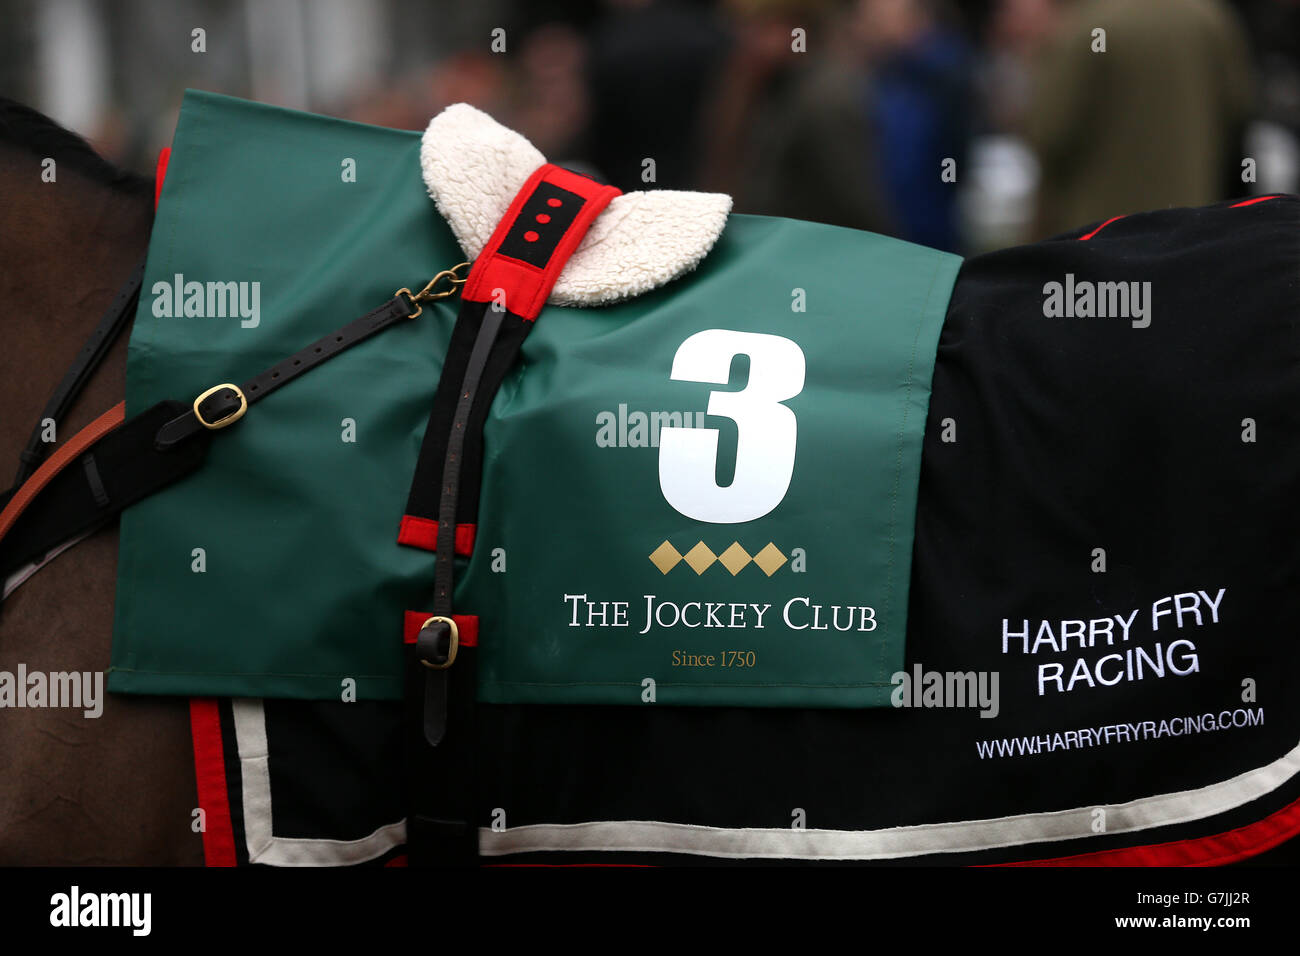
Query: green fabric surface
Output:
[[109, 90, 961, 706]]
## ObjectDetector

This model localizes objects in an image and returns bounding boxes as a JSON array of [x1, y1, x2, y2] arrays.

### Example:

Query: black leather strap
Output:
[[400, 166, 615, 866], [398, 307, 531, 543], [154, 294, 414, 449], [2, 286, 435, 592], [0, 401, 212, 580], [81, 453, 110, 508], [418, 303, 506, 744], [403, 298, 511, 868], [12, 258, 145, 487]]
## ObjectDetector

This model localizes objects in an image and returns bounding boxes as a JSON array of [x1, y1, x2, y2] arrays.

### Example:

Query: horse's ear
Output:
[[421, 103, 731, 308]]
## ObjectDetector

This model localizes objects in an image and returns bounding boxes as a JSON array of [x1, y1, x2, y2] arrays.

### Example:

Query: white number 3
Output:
[[659, 329, 805, 523]]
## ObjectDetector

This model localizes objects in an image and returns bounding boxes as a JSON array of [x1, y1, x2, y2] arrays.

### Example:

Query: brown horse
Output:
[[4, 97, 1299, 869], [0, 100, 201, 864]]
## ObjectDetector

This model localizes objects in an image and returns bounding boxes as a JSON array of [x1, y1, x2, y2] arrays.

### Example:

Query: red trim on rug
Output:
[[995, 793, 1300, 866], [154, 146, 171, 209], [1079, 197, 1279, 242], [189, 698, 238, 867], [385, 854, 409, 867], [1077, 215, 1126, 240], [403, 610, 478, 647], [461, 163, 621, 320], [397, 516, 476, 555], [1230, 195, 1281, 207]]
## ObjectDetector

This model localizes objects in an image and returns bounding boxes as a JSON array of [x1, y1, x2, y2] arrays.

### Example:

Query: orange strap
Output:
[[0, 401, 126, 545]]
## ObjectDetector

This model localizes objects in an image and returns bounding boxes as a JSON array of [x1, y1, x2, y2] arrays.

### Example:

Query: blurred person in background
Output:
[[951, 0, 1060, 252], [585, 0, 731, 190], [854, 0, 973, 252], [1237, 0, 1300, 195], [699, 0, 894, 233], [980, 0, 1060, 133], [349, 15, 589, 164], [1242, 0, 1300, 137], [1025, 0, 1255, 238]]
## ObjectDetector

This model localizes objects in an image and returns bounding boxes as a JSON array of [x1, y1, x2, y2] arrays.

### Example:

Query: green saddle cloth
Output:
[[108, 90, 962, 706]]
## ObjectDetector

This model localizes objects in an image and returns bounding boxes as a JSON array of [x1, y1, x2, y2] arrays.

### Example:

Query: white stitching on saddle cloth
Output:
[[231, 699, 405, 866], [229, 699, 1300, 862], [478, 738, 1300, 861]]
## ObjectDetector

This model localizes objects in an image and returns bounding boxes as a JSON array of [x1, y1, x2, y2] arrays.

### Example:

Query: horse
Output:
[[0, 98, 201, 864], [3, 94, 1299, 866]]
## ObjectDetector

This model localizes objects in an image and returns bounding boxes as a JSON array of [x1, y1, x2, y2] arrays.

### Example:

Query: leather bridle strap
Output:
[[401, 163, 620, 866], [9, 257, 145, 491], [0, 269, 467, 586], [0, 402, 126, 543], [0, 400, 211, 583]]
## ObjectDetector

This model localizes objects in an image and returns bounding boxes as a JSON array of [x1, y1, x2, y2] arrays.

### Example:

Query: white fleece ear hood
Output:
[[420, 104, 732, 307]]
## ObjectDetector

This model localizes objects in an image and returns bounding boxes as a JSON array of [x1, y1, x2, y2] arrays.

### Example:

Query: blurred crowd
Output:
[[3, 0, 1298, 252]]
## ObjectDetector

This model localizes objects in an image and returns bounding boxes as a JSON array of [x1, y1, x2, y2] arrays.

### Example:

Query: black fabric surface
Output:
[[220, 197, 1300, 863]]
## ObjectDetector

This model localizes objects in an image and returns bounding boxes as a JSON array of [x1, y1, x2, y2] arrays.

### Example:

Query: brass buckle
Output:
[[419, 616, 459, 669], [397, 261, 470, 319], [193, 383, 248, 430]]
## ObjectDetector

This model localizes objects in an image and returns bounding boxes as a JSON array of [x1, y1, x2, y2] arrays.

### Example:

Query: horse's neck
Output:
[[0, 154, 152, 480]]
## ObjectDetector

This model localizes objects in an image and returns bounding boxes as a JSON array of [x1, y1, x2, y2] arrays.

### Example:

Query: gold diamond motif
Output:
[[718, 542, 752, 576], [649, 541, 683, 574], [752, 542, 788, 577], [683, 541, 718, 574]]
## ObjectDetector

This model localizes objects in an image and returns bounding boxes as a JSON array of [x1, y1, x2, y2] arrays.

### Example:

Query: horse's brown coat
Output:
[[0, 145, 202, 864]]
